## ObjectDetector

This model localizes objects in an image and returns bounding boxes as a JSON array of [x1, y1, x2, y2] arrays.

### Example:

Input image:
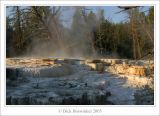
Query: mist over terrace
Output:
[[6, 6, 154, 105]]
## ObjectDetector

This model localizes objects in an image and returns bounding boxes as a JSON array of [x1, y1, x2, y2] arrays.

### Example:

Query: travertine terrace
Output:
[[6, 58, 154, 105]]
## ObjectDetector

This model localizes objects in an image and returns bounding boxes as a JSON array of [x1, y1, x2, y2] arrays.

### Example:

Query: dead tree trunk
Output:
[[130, 10, 142, 59]]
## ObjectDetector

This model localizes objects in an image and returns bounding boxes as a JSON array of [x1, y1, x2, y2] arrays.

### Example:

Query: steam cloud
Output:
[[25, 7, 101, 59]]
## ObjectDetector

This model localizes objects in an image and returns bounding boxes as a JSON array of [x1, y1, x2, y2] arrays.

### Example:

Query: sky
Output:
[[60, 6, 128, 27], [60, 6, 151, 28], [6, 6, 151, 28]]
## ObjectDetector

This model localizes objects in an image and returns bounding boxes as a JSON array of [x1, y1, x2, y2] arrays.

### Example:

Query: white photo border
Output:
[[0, 0, 159, 116]]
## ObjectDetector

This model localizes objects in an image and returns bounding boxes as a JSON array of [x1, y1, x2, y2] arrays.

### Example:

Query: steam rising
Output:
[[25, 7, 101, 58]]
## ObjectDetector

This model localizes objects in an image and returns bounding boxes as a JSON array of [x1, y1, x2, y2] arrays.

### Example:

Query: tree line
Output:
[[6, 6, 154, 59]]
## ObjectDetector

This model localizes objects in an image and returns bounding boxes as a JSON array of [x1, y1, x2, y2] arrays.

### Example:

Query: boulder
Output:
[[96, 63, 104, 72], [85, 63, 104, 72], [85, 63, 96, 70]]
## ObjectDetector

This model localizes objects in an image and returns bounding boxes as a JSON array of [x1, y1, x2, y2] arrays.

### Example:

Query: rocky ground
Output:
[[6, 58, 154, 105]]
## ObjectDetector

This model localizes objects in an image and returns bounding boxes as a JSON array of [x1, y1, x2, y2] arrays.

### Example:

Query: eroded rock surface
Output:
[[6, 58, 154, 105]]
